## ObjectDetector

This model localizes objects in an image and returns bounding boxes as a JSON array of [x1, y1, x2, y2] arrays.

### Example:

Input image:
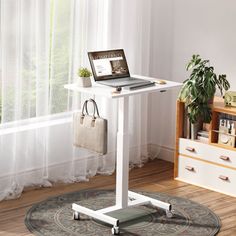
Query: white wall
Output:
[[149, 0, 236, 161]]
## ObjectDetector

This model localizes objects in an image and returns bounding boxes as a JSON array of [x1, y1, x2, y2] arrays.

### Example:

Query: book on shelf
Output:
[[197, 130, 209, 138], [197, 135, 209, 144], [218, 118, 236, 147]]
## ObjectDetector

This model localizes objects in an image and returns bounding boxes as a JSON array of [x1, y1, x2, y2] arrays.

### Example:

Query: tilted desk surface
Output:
[[64, 74, 181, 99], [65, 75, 182, 235]]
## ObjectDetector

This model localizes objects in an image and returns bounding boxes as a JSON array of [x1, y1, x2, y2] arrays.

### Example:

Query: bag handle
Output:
[[81, 99, 100, 119], [81, 100, 89, 116], [88, 99, 100, 119]]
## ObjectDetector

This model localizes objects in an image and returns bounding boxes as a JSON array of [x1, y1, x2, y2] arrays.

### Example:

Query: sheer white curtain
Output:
[[0, 0, 154, 201], [0, 0, 78, 200], [108, 0, 153, 165], [73, 0, 153, 165]]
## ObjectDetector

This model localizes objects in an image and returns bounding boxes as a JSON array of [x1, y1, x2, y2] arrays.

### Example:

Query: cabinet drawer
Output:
[[179, 138, 236, 169], [178, 155, 236, 196]]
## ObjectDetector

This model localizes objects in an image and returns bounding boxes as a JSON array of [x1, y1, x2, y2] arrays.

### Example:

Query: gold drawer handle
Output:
[[186, 147, 195, 152], [219, 175, 229, 181], [219, 156, 230, 161], [185, 166, 195, 171]]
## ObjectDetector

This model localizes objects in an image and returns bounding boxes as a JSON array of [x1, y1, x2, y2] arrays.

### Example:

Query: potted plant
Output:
[[77, 67, 92, 87], [178, 54, 230, 139]]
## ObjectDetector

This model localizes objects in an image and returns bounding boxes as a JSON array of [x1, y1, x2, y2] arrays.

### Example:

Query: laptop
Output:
[[88, 49, 151, 87]]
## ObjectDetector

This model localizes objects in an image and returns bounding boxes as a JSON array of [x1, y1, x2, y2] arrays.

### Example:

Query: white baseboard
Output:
[[148, 143, 174, 163]]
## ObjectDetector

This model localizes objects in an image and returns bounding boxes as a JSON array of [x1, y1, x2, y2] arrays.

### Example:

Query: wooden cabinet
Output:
[[175, 97, 236, 197]]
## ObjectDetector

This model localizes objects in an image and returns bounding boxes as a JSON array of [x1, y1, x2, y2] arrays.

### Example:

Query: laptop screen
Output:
[[88, 49, 130, 81]]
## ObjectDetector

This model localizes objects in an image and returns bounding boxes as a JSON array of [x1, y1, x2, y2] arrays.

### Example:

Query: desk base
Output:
[[72, 190, 173, 235]]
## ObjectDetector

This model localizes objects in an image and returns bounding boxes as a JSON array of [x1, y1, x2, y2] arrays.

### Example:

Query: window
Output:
[[0, 0, 75, 124]]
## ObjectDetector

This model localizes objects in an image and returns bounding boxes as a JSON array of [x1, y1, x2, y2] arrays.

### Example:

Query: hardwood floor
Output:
[[0, 159, 236, 235]]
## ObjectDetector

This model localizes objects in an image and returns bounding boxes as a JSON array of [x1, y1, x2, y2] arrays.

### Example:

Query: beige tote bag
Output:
[[73, 99, 107, 154]]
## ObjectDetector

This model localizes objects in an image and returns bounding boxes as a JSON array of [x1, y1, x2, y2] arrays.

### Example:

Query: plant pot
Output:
[[77, 77, 92, 87], [191, 119, 203, 140], [208, 96, 214, 105], [191, 123, 198, 140]]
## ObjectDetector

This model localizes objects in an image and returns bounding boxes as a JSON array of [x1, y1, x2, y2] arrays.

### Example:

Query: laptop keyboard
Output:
[[99, 77, 147, 87], [112, 80, 142, 86]]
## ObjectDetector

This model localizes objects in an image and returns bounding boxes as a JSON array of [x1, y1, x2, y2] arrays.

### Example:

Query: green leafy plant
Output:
[[77, 67, 92, 78], [179, 54, 230, 124]]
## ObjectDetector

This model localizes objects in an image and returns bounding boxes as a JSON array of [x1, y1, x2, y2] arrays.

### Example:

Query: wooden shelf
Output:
[[175, 96, 236, 197], [212, 129, 236, 137], [175, 96, 236, 175], [213, 97, 236, 115], [209, 142, 236, 151]]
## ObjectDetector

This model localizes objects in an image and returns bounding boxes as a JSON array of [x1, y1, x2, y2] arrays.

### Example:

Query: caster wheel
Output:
[[111, 226, 120, 235], [73, 211, 80, 220], [165, 209, 174, 218]]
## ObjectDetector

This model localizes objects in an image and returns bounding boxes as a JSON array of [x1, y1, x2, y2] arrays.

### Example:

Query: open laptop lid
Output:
[[88, 49, 130, 81]]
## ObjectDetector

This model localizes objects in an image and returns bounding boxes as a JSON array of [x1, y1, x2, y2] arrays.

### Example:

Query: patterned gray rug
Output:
[[25, 189, 220, 236]]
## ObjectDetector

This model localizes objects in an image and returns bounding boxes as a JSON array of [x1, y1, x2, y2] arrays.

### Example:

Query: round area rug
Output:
[[25, 189, 220, 236]]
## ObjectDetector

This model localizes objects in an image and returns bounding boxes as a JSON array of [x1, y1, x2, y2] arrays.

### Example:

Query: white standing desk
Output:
[[65, 75, 182, 235]]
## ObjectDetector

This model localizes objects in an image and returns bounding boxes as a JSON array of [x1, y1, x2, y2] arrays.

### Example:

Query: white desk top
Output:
[[64, 75, 182, 99]]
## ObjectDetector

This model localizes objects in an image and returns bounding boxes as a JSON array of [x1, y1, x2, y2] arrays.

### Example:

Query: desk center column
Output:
[[116, 96, 130, 208]]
